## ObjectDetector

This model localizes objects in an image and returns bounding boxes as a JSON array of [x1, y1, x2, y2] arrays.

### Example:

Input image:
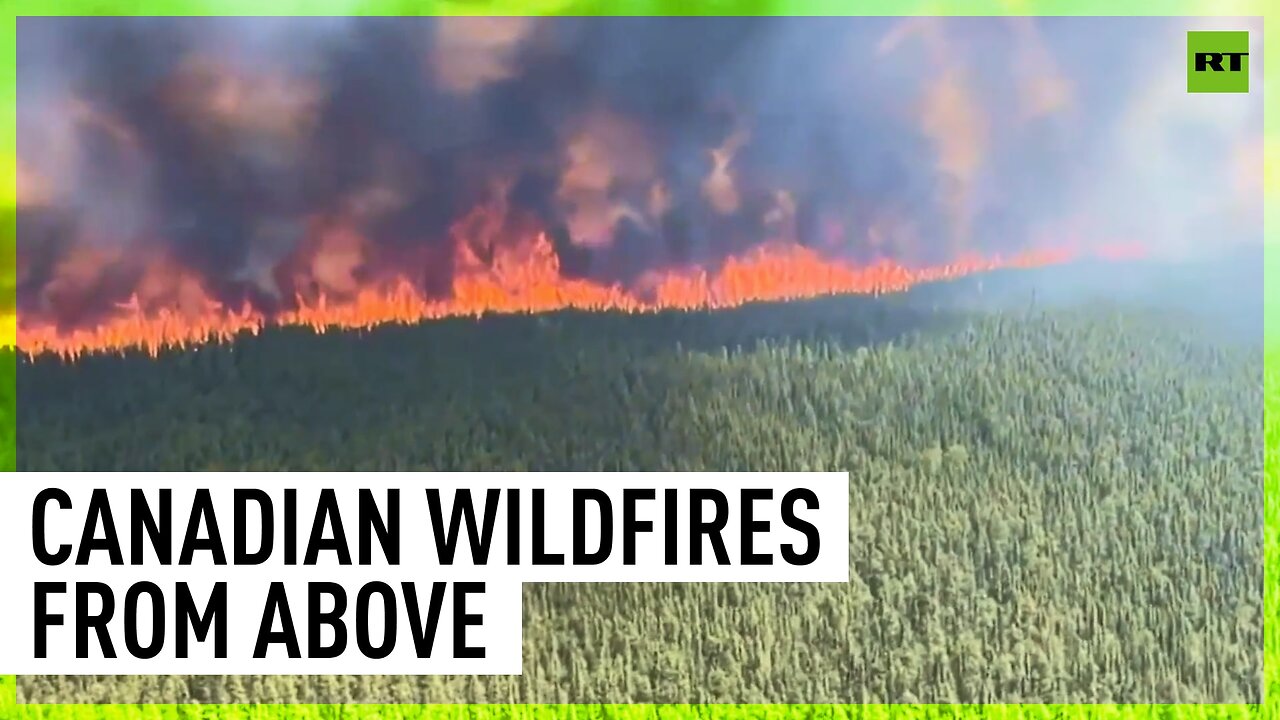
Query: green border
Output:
[[0, 2, 1274, 717]]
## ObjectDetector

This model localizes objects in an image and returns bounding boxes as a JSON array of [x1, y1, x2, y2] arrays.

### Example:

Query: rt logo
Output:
[[1187, 31, 1250, 93]]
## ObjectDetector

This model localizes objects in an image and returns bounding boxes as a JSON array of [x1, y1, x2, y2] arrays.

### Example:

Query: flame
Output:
[[11, 228, 1142, 361]]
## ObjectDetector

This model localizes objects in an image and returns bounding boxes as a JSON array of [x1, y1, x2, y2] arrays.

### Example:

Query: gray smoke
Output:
[[15, 17, 1262, 329]]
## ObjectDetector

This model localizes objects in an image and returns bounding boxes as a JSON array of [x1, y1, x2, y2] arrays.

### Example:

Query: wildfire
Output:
[[10, 233, 1137, 361], [10, 18, 1247, 363]]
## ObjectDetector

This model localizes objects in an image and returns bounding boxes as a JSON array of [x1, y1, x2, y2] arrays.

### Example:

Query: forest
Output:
[[12, 259, 1265, 705]]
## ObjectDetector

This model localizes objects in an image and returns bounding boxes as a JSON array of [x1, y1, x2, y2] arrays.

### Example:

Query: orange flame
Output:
[[13, 229, 1143, 361]]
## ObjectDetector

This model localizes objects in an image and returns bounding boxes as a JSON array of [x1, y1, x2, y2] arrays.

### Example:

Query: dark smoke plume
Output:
[[16, 17, 1263, 329]]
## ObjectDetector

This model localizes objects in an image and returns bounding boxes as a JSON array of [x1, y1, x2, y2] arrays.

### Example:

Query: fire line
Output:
[[10, 239, 1144, 361]]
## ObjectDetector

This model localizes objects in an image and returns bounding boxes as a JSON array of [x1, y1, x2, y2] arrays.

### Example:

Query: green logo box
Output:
[[1187, 30, 1250, 93]]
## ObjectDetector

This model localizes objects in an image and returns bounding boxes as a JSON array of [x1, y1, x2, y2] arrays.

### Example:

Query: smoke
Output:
[[1077, 17, 1264, 261], [15, 17, 1263, 329], [430, 17, 536, 94]]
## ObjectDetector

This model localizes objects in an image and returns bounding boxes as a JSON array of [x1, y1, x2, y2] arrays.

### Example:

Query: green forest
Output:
[[13, 260, 1264, 705]]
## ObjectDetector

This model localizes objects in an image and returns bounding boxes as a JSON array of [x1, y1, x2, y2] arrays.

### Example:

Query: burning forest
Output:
[[11, 18, 1266, 704], [12, 17, 1261, 358]]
